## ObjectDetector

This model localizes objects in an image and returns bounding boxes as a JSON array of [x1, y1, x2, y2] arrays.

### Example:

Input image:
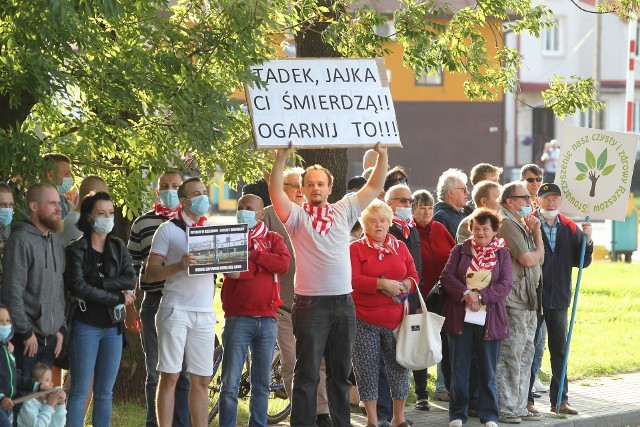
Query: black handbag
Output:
[[425, 280, 446, 314]]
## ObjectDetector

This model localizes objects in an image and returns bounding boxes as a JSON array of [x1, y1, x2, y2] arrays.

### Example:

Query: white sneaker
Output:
[[485, 422, 499, 427], [533, 377, 548, 393], [449, 420, 463, 427]]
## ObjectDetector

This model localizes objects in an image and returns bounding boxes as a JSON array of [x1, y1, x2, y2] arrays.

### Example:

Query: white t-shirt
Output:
[[285, 196, 361, 296], [150, 220, 216, 312]]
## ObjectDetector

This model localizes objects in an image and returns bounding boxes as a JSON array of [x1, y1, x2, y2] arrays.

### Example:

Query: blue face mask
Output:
[[0, 208, 13, 226], [159, 190, 180, 209], [395, 207, 413, 221], [92, 217, 114, 234], [236, 210, 258, 229], [189, 195, 210, 217], [57, 176, 73, 195], [517, 206, 532, 217], [0, 325, 12, 342]]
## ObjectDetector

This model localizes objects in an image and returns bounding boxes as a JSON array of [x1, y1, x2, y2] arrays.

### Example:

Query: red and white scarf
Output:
[[470, 237, 506, 271], [177, 207, 207, 227], [360, 233, 400, 260], [392, 215, 415, 239], [303, 203, 334, 236], [248, 221, 269, 252], [153, 201, 179, 219]]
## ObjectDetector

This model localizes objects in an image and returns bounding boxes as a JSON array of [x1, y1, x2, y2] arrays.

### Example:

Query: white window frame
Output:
[[578, 105, 605, 129], [541, 17, 564, 56], [415, 68, 443, 86]]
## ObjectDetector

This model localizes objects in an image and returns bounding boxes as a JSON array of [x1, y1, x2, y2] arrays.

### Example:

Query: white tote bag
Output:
[[393, 290, 445, 370]]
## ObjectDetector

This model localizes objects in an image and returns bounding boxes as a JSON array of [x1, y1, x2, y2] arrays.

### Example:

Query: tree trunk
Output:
[[112, 206, 147, 403], [295, 0, 348, 202], [0, 91, 38, 132]]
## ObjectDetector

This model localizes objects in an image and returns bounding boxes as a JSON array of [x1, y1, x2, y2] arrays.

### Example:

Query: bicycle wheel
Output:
[[208, 343, 224, 424], [266, 351, 291, 425]]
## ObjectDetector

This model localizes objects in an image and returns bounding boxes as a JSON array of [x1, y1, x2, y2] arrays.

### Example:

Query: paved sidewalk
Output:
[[333, 372, 640, 427]]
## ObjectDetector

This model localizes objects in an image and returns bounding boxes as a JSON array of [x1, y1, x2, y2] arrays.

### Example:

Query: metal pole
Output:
[[555, 216, 590, 413]]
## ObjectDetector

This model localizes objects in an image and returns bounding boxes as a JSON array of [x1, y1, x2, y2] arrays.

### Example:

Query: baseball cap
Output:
[[537, 183, 561, 198]]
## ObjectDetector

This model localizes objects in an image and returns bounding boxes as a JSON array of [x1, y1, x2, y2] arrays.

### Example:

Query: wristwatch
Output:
[[477, 292, 484, 305]]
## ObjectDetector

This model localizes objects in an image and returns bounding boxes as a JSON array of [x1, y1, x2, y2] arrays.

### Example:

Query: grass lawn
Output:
[[97, 261, 640, 426]]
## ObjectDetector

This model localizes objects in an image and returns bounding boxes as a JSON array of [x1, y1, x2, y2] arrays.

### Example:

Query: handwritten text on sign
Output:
[[246, 58, 401, 148]]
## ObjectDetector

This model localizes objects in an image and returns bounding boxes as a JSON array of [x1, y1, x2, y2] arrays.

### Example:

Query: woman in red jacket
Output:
[[411, 189, 456, 407], [350, 200, 419, 427]]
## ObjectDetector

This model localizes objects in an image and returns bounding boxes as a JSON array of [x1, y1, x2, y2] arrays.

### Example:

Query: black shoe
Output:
[[531, 391, 542, 398], [415, 399, 430, 411], [316, 413, 331, 427]]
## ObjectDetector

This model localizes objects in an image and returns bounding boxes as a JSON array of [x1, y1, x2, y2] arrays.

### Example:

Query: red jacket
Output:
[[416, 220, 456, 295], [350, 238, 419, 329], [221, 231, 290, 318]]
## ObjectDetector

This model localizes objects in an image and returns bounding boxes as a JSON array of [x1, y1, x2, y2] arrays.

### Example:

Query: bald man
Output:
[[219, 194, 290, 427]]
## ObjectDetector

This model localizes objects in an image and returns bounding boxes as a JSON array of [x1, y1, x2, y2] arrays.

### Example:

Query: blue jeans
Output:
[[67, 321, 123, 427], [377, 360, 393, 421], [139, 291, 191, 427], [219, 316, 277, 427], [448, 325, 501, 424], [291, 294, 355, 427]]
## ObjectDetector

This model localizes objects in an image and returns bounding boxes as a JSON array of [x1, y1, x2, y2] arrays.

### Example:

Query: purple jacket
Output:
[[440, 240, 513, 341]]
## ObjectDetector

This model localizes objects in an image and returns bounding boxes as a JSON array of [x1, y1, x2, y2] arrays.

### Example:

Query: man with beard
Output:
[[0, 183, 66, 406], [269, 143, 388, 427]]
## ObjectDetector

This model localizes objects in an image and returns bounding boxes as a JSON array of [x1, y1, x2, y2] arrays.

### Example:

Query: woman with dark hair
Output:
[[440, 208, 513, 427], [64, 191, 136, 427]]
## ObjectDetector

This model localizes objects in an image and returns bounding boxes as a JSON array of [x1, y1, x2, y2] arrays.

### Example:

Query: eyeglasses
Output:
[[283, 183, 301, 189], [392, 175, 408, 184], [391, 197, 415, 204], [456, 187, 469, 193], [525, 177, 543, 183], [510, 195, 532, 201]]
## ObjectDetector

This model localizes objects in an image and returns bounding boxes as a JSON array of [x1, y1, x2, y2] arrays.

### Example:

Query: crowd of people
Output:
[[0, 144, 593, 427]]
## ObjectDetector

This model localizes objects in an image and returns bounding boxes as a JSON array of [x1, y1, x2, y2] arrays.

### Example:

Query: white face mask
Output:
[[540, 208, 559, 219], [395, 207, 413, 221]]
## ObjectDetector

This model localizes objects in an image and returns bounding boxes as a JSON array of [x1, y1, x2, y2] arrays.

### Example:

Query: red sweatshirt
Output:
[[221, 231, 290, 318], [416, 220, 455, 295], [350, 238, 419, 329]]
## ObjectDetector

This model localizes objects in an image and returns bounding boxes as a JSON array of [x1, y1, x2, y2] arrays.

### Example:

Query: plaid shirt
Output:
[[541, 215, 560, 252]]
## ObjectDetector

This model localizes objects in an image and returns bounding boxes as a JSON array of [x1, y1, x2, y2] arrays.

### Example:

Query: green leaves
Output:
[[586, 148, 596, 169], [602, 164, 616, 176], [574, 147, 616, 182], [576, 162, 588, 173]]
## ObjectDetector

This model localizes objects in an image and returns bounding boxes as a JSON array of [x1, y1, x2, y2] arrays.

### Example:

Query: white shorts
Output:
[[156, 307, 216, 376]]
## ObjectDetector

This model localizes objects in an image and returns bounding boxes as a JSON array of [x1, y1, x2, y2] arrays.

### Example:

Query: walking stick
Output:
[[555, 215, 590, 413]]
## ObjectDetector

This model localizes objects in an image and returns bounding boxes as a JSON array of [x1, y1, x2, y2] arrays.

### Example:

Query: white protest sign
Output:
[[556, 126, 639, 221], [246, 58, 401, 148]]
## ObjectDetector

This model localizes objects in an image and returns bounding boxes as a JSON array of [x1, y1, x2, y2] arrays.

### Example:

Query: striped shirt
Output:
[[541, 215, 560, 252], [127, 209, 170, 292]]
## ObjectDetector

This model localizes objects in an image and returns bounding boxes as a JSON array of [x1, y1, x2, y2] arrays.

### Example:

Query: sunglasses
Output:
[[525, 177, 543, 183], [391, 197, 415, 204], [510, 195, 532, 201], [392, 175, 408, 184], [283, 183, 301, 189]]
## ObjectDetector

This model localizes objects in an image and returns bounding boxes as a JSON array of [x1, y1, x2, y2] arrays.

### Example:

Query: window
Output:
[[633, 100, 640, 133], [541, 17, 562, 55], [636, 22, 640, 56], [374, 20, 396, 41], [416, 68, 443, 86], [578, 106, 605, 129]]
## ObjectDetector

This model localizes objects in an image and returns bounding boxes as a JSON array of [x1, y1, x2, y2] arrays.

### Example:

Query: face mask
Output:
[[236, 210, 258, 229], [395, 207, 413, 221], [0, 325, 12, 342], [540, 208, 559, 219], [93, 217, 114, 234], [189, 195, 210, 217], [57, 176, 73, 194], [159, 190, 180, 209], [517, 206, 532, 217], [0, 208, 12, 226]]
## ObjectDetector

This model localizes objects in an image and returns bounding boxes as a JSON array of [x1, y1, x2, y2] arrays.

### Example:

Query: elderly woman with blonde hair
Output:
[[350, 199, 419, 427]]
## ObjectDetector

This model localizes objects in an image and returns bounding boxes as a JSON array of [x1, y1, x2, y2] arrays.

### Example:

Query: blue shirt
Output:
[[541, 215, 560, 252]]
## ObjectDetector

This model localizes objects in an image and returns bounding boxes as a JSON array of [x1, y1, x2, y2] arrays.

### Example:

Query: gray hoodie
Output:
[[0, 221, 66, 340]]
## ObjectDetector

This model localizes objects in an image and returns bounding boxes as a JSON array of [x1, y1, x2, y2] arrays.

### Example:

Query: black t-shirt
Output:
[[75, 248, 113, 328]]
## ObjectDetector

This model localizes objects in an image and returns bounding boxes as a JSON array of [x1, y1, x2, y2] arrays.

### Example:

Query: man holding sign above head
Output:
[[532, 183, 592, 415], [145, 177, 215, 427], [269, 142, 388, 427]]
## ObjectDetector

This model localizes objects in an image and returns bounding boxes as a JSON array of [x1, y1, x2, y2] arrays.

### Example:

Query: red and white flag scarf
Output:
[[360, 233, 400, 260], [248, 221, 269, 252], [303, 203, 334, 236], [392, 215, 415, 239], [247, 221, 283, 309], [177, 207, 207, 227], [469, 237, 506, 271], [153, 201, 179, 219]]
